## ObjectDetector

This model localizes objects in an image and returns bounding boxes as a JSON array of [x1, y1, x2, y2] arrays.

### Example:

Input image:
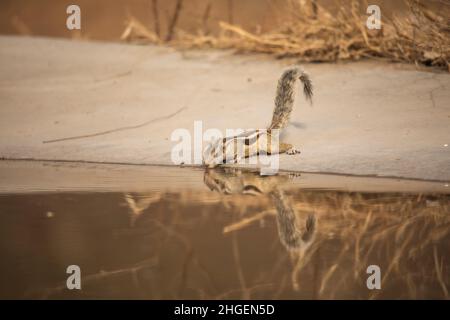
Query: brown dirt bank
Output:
[[0, 36, 449, 181]]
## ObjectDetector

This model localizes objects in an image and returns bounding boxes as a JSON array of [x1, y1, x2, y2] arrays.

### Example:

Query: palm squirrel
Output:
[[203, 66, 313, 167]]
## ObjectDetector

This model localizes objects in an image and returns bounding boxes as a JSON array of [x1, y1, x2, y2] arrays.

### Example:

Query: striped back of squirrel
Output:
[[203, 129, 278, 167], [202, 66, 312, 167]]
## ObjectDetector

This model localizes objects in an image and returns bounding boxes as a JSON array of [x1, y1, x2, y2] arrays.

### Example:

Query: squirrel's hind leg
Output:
[[279, 143, 301, 155]]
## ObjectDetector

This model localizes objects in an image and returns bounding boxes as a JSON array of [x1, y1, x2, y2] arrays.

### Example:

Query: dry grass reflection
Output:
[[0, 168, 448, 299]]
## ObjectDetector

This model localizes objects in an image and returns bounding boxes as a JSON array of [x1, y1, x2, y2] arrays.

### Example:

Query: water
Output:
[[0, 161, 449, 299]]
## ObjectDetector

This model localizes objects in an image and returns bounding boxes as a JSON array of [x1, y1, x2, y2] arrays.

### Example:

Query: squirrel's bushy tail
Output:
[[270, 189, 316, 251], [269, 67, 313, 130]]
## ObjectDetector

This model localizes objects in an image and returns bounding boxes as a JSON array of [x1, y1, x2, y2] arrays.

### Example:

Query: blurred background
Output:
[[0, 0, 445, 39], [1, 0, 448, 70]]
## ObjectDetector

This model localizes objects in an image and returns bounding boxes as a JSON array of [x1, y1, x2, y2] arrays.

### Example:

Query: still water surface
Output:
[[0, 162, 449, 299]]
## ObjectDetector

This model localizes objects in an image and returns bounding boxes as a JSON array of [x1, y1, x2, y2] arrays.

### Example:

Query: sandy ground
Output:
[[0, 36, 449, 181]]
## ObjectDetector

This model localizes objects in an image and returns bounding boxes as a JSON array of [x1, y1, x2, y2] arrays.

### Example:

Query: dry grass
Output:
[[121, 0, 450, 72]]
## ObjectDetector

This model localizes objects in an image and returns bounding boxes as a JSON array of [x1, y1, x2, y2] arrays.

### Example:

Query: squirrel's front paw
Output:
[[286, 147, 301, 155]]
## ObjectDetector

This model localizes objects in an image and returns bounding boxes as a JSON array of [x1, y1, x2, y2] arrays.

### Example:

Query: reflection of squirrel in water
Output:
[[204, 168, 316, 251], [270, 189, 315, 250], [203, 67, 313, 167]]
